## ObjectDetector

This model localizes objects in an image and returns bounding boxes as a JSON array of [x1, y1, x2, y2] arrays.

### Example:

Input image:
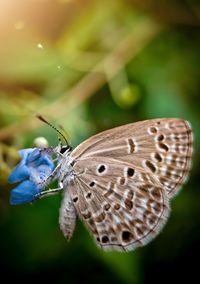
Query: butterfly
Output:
[[9, 118, 193, 252]]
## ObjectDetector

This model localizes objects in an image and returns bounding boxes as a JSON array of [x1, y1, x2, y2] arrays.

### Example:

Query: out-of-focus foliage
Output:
[[0, 0, 200, 284], [0, 144, 20, 206]]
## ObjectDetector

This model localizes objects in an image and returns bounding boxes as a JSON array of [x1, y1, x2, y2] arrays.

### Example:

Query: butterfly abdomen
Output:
[[59, 189, 77, 240]]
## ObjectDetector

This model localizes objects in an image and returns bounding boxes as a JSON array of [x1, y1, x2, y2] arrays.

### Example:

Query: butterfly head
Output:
[[36, 115, 72, 155]]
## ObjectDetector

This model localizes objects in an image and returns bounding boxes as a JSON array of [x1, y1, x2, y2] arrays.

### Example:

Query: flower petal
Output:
[[8, 148, 55, 184], [30, 164, 54, 185], [9, 147, 55, 205], [26, 148, 41, 164], [39, 155, 55, 171], [9, 180, 41, 205], [8, 148, 35, 183], [19, 149, 36, 164], [27, 149, 54, 170], [8, 164, 30, 183]]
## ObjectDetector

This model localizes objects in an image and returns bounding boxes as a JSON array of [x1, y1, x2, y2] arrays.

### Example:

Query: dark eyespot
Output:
[[157, 134, 164, 141], [150, 127, 157, 134], [98, 165, 106, 173], [73, 197, 78, 203], [89, 181, 95, 187], [154, 153, 162, 162], [122, 231, 133, 242], [86, 192, 92, 199], [127, 168, 135, 177], [102, 236, 109, 243], [159, 143, 169, 152], [145, 160, 156, 173]]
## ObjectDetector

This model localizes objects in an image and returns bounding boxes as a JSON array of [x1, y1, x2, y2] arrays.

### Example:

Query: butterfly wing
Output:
[[71, 118, 193, 198], [69, 160, 169, 251], [68, 118, 192, 251]]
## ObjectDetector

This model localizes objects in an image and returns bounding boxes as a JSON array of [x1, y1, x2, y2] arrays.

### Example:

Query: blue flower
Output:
[[8, 148, 55, 205]]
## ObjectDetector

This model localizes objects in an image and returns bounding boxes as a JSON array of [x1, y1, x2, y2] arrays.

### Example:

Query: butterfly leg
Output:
[[37, 163, 62, 189], [35, 186, 63, 199]]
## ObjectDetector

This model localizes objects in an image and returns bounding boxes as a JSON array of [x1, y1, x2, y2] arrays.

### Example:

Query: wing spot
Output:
[[127, 190, 134, 200], [174, 135, 180, 141], [73, 197, 78, 203], [95, 212, 106, 223], [148, 215, 157, 225], [145, 160, 156, 173], [135, 227, 143, 237], [122, 231, 133, 242], [153, 203, 161, 214], [103, 204, 111, 211], [86, 192, 92, 199], [111, 236, 118, 242], [119, 177, 126, 185], [125, 199, 133, 210], [127, 168, 135, 177], [151, 187, 162, 201], [127, 138, 136, 153], [157, 134, 164, 141], [104, 182, 114, 198], [149, 127, 158, 134], [159, 143, 169, 152], [83, 211, 91, 219], [114, 203, 121, 210], [154, 152, 162, 162], [89, 181, 95, 187], [102, 236, 109, 244], [98, 165, 106, 174]]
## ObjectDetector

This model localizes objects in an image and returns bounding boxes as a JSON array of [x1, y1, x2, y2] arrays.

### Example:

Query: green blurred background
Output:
[[0, 0, 200, 283]]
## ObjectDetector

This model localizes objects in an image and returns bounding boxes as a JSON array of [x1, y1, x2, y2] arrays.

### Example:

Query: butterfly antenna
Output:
[[37, 115, 69, 146], [58, 123, 71, 145]]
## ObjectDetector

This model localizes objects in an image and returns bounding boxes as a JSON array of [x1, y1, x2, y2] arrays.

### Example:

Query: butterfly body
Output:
[[55, 149, 78, 240], [57, 148, 74, 187], [59, 187, 77, 241]]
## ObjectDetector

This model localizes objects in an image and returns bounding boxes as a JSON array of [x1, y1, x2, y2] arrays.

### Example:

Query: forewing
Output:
[[71, 118, 193, 198]]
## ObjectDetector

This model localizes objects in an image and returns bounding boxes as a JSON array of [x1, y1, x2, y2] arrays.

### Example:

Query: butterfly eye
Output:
[[60, 146, 71, 154]]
